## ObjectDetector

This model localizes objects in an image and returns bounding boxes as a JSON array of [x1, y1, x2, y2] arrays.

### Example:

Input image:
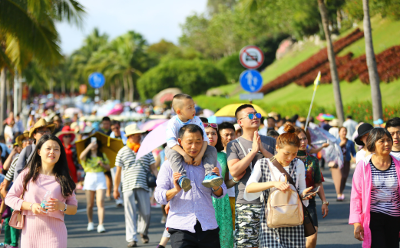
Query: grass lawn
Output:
[[201, 16, 400, 114]]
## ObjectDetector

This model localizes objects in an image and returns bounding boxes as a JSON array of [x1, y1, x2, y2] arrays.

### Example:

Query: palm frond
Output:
[[0, 0, 62, 65], [52, 0, 86, 28]]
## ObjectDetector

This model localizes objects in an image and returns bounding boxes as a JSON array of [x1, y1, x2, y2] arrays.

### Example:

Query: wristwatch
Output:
[[322, 201, 329, 206], [62, 202, 67, 212]]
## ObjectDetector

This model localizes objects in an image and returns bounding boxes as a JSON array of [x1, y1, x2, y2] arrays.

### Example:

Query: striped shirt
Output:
[[5, 155, 19, 182], [370, 159, 400, 217], [115, 146, 155, 193]]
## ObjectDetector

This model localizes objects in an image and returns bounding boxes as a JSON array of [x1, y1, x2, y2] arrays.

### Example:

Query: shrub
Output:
[[216, 52, 244, 83], [137, 59, 228, 99]]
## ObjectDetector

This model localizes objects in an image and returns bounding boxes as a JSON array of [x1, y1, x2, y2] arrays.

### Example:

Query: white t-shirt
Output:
[[4, 125, 13, 144], [244, 158, 308, 207], [166, 116, 209, 148], [390, 151, 400, 161], [329, 127, 339, 140], [222, 150, 235, 198], [356, 149, 367, 164]]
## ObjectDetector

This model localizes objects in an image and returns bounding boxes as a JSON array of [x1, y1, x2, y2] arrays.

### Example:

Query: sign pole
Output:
[[305, 72, 321, 131]]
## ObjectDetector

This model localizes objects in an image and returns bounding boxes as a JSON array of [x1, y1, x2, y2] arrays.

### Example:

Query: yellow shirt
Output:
[[81, 153, 110, 173]]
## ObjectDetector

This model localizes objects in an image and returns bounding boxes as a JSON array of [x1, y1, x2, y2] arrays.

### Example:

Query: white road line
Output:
[[76, 204, 117, 213], [324, 178, 352, 187]]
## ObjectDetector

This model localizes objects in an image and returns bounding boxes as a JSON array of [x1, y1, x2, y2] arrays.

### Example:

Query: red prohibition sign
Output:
[[239, 45, 264, 69]]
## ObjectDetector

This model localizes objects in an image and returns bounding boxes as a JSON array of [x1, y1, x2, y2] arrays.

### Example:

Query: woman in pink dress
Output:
[[5, 134, 78, 248]]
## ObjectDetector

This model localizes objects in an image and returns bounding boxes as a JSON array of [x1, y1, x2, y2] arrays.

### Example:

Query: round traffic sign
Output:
[[239, 46, 264, 69], [88, 72, 105, 89], [239, 70, 263, 93]]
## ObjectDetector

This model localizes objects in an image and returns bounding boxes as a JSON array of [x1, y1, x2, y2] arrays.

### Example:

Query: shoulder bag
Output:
[[269, 157, 316, 237], [9, 188, 26, 229], [264, 160, 304, 228]]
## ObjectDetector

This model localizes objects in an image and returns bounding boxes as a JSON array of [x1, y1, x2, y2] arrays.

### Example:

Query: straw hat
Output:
[[125, 124, 146, 137], [329, 119, 339, 127], [56, 126, 76, 143], [16, 131, 30, 147], [29, 118, 55, 138]]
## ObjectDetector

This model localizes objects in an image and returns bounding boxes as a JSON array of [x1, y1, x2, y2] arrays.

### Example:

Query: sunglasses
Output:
[[240, 112, 262, 120], [203, 123, 218, 129]]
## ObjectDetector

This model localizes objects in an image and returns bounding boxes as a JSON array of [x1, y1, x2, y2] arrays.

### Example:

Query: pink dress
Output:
[[5, 169, 78, 248]]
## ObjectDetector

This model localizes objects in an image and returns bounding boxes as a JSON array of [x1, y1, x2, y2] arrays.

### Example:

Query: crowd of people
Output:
[[0, 92, 399, 248]]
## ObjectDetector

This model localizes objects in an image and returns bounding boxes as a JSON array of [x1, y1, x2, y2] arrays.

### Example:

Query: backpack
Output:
[[265, 160, 304, 228]]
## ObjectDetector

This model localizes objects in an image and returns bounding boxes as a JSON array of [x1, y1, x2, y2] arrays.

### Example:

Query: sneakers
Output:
[[178, 176, 192, 192], [127, 241, 137, 247], [97, 224, 106, 233], [202, 173, 223, 188], [87, 222, 94, 231]]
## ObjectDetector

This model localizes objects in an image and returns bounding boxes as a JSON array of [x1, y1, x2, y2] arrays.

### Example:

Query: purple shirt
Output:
[[155, 160, 227, 233]]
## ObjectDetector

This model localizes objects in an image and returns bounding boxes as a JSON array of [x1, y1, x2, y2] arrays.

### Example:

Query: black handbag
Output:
[[270, 157, 317, 237], [147, 172, 157, 188]]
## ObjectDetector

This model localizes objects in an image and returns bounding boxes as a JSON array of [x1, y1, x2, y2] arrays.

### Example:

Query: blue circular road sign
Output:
[[239, 70, 263, 93], [88, 72, 105, 89]]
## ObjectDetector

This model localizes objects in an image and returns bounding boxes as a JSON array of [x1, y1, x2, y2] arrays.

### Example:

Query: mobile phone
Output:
[[303, 186, 320, 199], [91, 137, 97, 144]]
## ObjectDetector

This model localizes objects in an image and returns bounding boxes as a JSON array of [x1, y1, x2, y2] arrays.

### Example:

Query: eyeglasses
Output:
[[63, 135, 71, 138], [203, 123, 218, 129], [240, 112, 262, 120]]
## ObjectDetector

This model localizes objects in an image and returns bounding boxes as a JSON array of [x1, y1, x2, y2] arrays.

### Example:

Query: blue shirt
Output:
[[340, 139, 356, 161], [110, 130, 127, 145], [0, 143, 11, 158], [155, 160, 226, 233]]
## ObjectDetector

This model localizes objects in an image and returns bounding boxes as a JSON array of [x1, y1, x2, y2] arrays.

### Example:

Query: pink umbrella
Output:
[[140, 119, 168, 131], [107, 104, 123, 116], [136, 121, 168, 160]]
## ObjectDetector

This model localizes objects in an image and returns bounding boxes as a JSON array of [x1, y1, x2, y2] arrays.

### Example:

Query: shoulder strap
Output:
[[236, 139, 253, 171], [270, 157, 296, 188]]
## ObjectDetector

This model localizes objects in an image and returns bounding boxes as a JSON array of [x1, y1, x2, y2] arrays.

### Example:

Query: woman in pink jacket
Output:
[[349, 128, 400, 248], [5, 134, 78, 248]]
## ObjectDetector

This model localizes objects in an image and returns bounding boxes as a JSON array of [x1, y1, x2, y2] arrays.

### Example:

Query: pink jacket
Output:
[[349, 155, 400, 248]]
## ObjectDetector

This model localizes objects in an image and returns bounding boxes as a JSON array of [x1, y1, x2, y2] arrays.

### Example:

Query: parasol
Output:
[[75, 132, 124, 168], [140, 119, 168, 131], [307, 122, 344, 169], [136, 121, 168, 160], [214, 103, 267, 117]]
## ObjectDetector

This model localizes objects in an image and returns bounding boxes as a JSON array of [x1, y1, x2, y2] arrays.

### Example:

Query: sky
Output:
[[56, 0, 208, 55]]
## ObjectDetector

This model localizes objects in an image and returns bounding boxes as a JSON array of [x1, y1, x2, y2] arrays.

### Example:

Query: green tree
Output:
[[0, 0, 85, 133], [137, 59, 228, 99]]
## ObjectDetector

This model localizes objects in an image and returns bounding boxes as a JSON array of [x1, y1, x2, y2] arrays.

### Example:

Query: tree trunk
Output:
[[0, 68, 7, 135], [115, 79, 121, 100], [13, 69, 19, 115], [128, 74, 134, 102], [110, 83, 115, 100], [6, 72, 11, 114], [363, 0, 382, 121], [123, 76, 129, 102], [318, 0, 344, 125]]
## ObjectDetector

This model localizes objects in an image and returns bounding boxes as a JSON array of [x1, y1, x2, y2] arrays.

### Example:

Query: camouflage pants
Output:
[[235, 203, 262, 248]]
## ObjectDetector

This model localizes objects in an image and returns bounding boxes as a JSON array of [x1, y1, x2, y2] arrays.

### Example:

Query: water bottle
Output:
[[40, 191, 51, 213]]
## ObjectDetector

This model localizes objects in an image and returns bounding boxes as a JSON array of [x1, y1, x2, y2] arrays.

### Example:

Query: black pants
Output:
[[370, 212, 400, 248], [169, 221, 220, 248]]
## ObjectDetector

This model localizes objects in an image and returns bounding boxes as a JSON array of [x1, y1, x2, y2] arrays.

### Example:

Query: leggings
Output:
[[370, 211, 400, 248]]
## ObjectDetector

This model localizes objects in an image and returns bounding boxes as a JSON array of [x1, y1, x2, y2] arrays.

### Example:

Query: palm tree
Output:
[[317, 0, 344, 125], [0, 0, 85, 133], [85, 31, 148, 102], [363, 0, 382, 121]]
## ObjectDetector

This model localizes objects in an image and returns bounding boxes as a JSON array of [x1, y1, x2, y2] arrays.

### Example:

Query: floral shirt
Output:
[[297, 150, 324, 188]]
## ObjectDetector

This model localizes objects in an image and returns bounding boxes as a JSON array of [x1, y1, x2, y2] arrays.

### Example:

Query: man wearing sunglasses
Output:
[[226, 104, 276, 248]]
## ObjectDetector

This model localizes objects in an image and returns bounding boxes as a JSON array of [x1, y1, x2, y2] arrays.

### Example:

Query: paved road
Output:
[[66, 167, 361, 248]]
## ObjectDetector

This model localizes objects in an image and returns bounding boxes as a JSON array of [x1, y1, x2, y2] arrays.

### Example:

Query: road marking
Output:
[[324, 178, 352, 187], [76, 204, 117, 213]]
